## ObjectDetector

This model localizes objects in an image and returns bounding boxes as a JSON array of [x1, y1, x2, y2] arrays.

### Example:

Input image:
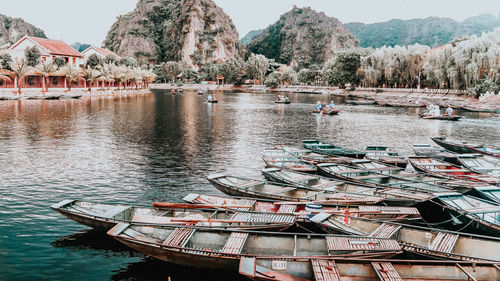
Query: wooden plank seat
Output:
[[288, 175, 316, 182], [230, 212, 295, 224], [371, 262, 403, 281], [232, 199, 256, 211], [369, 223, 401, 238], [336, 168, 366, 174], [277, 186, 299, 194], [326, 236, 400, 252], [354, 175, 389, 180], [311, 259, 341, 281], [429, 169, 471, 173], [162, 228, 195, 247], [313, 182, 341, 190], [221, 232, 248, 254], [277, 204, 297, 213], [358, 206, 420, 215], [236, 180, 262, 188], [382, 189, 432, 201], [430, 232, 459, 253], [101, 205, 131, 218], [465, 207, 500, 213]]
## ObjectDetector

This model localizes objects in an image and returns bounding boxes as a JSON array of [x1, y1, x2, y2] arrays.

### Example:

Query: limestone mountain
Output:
[[247, 6, 359, 68], [346, 14, 500, 48], [103, 0, 243, 67], [241, 29, 263, 45], [0, 14, 46, 48]]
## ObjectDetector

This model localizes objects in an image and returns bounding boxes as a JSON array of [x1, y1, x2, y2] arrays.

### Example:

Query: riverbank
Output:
[[150, 83, 500, 112], [0, 88, 152, 100]]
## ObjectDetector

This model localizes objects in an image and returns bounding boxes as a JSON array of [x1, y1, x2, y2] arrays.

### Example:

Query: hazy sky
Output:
[[1, 0, 499, 46]]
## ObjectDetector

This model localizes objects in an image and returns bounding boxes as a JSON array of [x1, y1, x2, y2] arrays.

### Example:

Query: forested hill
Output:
[[0, 14, 46, 48], [247, 6, 358, 69], [346, 14, 500, 48]]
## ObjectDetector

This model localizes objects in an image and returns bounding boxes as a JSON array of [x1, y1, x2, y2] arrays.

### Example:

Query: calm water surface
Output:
[[0, 90, 498, 281]]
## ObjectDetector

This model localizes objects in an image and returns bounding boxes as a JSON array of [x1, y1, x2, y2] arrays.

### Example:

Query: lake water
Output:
[[0, 90, 498, 281]]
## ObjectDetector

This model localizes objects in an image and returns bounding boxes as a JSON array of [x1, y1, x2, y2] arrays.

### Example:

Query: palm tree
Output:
[[36, 60, 57, 94], [60, 65, 82, 91], [110, 64, 126, 90], [10, 59, 33, 94], [84, 67, 101, 93]]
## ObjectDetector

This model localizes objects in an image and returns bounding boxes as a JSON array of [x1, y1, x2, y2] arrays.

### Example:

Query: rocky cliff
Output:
[[0, 14, 46, 48], [346, 14, 500, 48], [247, 6, 359, 68], [103, 0, 243, 67]]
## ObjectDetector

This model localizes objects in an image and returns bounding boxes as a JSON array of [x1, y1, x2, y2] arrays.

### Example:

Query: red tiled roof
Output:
[[28, 36, 83, 58], [82, 46, 120, 58]]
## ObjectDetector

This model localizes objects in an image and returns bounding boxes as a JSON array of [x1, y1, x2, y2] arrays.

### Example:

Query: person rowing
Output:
[[445, 105, 454, 116]]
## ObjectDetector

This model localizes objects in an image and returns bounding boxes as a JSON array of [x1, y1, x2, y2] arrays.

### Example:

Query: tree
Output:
[[84, 67, 101, 93], [10, 59, 34, 94], [36, 60, 57, 93], [103, 54, 117, 65], [61, 65, 82, 91], [53, 57, 66, 68], [322, 49, 363, 87], [201, 63, 221, 81], [85, 54, 102, 69], [0, 53, 13, 70], [25, 46, 41, 67], [161, 61, 179, 83], [118, 56, 138, 67], [244, 54, 269, 84], [264, 71, 281, 88], [220, 58, 241, 84]]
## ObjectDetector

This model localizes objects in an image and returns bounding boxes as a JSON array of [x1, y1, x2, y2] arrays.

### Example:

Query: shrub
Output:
[[375, 89, 383, 93]]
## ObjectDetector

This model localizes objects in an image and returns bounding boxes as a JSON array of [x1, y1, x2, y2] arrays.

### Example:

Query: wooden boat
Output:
[[418, 113, 462, 120], [275, 99, 290, 104], [322, 108, 339, 115], [462, 105, 500, 113], [261, 167, 434, 207], [310, 213, 500, 262], [51, 200, 296, 231], [303, 140, 366, 159], [262, 149, 317, 173], [278, 145, 352, 165], [182, 193, 421, 220], [364, 145, 408, 168], [412, 143, 459, 164], [432, 137, 500, 158], [431, 192, 500, 236], [108, 223, 402, 271], [409, 156, 500, 186], [206, 174, 385, 206], [457, 154, 500, 177], [385, 100, 425, 107], [239, 257, 500, 281], [316, 162, 464, 194], [43, 94, 61, 100], [205, 95, 218, 103]]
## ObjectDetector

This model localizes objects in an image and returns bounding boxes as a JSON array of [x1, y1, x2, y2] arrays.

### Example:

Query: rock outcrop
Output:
[[0, 14, 46, 49]]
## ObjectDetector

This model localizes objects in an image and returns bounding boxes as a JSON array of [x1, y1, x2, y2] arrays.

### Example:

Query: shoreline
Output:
[[150, 83, 500, 112], [0, 88, 152, 101]]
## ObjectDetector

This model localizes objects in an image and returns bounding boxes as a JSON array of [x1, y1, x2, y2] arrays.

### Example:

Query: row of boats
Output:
[[51, 137, 500, 280]]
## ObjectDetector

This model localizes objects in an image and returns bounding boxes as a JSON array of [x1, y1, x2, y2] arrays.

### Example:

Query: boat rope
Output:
[[454, 218, 476, 232]]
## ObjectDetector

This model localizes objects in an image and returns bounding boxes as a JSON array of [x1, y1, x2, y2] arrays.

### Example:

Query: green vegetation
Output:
[[24, 46, 41, 67]]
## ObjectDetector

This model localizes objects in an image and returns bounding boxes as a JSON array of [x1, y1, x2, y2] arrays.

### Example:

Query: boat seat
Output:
[[101, 205, 131, 218], [289, 175, 316, 182], [162, 228, 195, 247], [431, 169, 471, 173], [303, 191, 325, 199], [230, 212, 295, 224], [313, 182, 340, 190], [430, 232, 459, 253], [336, 168, 366, 174], [371, 262, 403, 281], [232, 199, 256, 211], [311, 259, 341, 281], [236, 180, 262, 189], [277, 187, 298, 194], [358, 206, 420, 215], [369, 223, 401, 238], [221, 232, 248, 254], [355, 175, 389, 180], [326, 236, 400, 252], [277, 204, 297, 213]]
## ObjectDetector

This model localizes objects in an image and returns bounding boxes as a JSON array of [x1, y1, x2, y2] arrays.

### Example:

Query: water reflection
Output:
[[0, 90, 497, 281]]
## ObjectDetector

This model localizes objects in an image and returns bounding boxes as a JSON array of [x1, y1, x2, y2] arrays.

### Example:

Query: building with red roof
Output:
[[8, 35, 83, 66], [81, 46, 120, 64]]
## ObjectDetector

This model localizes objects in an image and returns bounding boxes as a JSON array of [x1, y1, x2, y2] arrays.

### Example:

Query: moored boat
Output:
[[347, 99, 377, 105], [457, 154, 500, 177], [310, 213, 500, 262], [278, 145, 352, 164], [412, 143, 459, 164], [51, 200, 296, 231], [364, 145, 408, 168], [108, 223, 402, 271], [182, 193, 421, 220], [206, 173, 385, 206], [239, 257, 500, 281], [432, 137, 500, 158], [262, 149, 317, 173], [409, 156, 500, 186], [302, 140, 366, 159]]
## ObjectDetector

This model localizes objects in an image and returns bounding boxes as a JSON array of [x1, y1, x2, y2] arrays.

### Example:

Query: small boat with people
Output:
[[457, 154, 500, 177], [310, 213, 500, 262], [50, 199, 297, 231], [312, 101, 326, 113], [275, 95, 290, 104], [363, 145, 408, 168], [108, 223, 402, 271], [182, 193, 421, 220], [206, 173, 385, 206], [303, 140, 366, 159], [205, 94, 218, 103], [409, 156, 500, 186], [412, 143, 459, 164], [432, 137, 500, 158], [419, 104, 462, 120], [262, 149, 317, 173], [321, 101, 339, 115], [239, 256, 500, 281]]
